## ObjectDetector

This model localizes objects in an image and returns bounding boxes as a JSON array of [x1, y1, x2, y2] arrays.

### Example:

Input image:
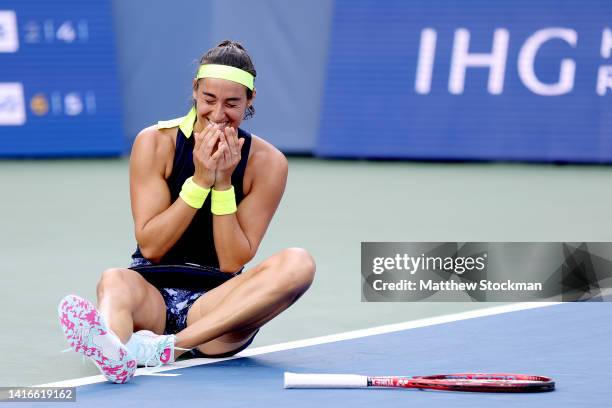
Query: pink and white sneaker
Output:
[[58, 295, 136, 384], [126, 330, 183, 368]]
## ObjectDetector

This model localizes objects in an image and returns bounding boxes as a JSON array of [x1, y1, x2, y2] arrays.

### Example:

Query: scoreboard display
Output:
[[0, 0, 124, 157]]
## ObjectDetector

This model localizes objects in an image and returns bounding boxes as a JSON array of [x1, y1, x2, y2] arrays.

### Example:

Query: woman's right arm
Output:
[[129, 128, 199, 263], [130, 125, 223, 262]]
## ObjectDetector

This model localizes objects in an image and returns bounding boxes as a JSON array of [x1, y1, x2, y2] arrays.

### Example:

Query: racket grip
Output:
[[284, 372, 368, 388]]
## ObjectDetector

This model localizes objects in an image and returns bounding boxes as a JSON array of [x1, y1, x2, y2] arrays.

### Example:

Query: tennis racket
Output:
[[284, 372, 555, 393]]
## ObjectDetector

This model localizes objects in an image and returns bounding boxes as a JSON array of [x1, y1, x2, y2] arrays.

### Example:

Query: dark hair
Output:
[[196, 40, 257, 119]]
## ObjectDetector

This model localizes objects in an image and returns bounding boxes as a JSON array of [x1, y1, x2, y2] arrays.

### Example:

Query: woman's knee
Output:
[[96, 268, 134, 297], [272, 248, 316, 292]]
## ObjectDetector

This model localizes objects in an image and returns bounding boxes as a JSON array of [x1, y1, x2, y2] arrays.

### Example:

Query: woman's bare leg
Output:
[[96, 268, 167, 343], [176, 248, 315, 355]]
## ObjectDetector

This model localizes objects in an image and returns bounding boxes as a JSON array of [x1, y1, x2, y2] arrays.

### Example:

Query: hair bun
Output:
[[216, 40, 245, 50]]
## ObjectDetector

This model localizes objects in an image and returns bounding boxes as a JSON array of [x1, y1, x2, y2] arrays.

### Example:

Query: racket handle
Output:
[[284, 372, 368, 388]]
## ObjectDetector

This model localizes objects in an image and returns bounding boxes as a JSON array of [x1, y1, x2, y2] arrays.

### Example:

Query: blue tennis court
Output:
[[3, 1, 612, 405], [30, 301, 610, 407]]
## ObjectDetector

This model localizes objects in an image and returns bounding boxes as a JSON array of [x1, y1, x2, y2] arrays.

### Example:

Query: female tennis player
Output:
[[58, 40, 315, 384]]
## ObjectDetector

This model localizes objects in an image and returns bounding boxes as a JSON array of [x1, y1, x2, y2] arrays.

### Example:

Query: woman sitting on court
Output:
[[58, 40, 316, 384]]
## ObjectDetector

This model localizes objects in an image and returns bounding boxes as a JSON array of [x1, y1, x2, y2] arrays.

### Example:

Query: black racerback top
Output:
[[132, 126, 252, 267]]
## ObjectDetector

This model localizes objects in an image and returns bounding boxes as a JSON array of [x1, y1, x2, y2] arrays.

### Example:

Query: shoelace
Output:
[[139, 336, 190, 369], [143, 337, 170, 369]]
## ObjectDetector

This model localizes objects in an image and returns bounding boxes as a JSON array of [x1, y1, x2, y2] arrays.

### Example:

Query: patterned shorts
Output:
[[157, 287, 205, 335], [128, 257, 213, 334], [128, 257, 257, 358]]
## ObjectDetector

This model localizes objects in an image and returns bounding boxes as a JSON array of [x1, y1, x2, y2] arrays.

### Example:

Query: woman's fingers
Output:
[[219, 140, 230, 164], [225, 127, 240, 157], [218, 129, 232, 157], [212, 140, 226, 161], [203, 129, 221, 157], [194, 131, 203, 151], [196, 123, 213, 149], [201, 126, 244, 172]]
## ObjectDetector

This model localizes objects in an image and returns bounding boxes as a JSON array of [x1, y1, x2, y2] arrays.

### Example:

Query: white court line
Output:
[[37, 302, 559, 388]]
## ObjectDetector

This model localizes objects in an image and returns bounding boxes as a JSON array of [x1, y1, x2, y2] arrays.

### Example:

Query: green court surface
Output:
[[1, 157, 611, 386]]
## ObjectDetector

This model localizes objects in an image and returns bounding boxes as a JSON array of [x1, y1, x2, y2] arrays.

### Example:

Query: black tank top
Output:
[[132, 127, 252, 267]]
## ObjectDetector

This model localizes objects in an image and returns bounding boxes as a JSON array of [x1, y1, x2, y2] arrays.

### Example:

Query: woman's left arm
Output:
[[213, 132, 288, 272]]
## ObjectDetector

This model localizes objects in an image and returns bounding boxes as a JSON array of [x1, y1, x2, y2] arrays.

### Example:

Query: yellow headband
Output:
[[157, 65, 255, 137], [196, 64, 255, 91]]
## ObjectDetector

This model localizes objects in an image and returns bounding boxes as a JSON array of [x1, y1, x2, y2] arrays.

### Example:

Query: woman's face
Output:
[[193, 78, 253, 132]]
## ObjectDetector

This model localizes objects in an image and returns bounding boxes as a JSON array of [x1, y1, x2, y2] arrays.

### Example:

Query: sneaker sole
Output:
[[58, 295, 136, 384]]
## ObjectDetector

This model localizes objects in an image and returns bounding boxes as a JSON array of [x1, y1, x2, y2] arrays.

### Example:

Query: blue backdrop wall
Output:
[[317, 0, 612, 162], [1, 0, 611, 162], [0, 0, 124, 156], [111, 0, 333, 154]]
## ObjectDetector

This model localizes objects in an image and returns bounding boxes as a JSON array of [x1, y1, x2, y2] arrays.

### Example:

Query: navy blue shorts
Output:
[[128, 257, 257, 358]]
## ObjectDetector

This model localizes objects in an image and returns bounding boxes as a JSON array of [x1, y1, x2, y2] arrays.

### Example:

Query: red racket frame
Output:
[[368, 373, 555, 392]]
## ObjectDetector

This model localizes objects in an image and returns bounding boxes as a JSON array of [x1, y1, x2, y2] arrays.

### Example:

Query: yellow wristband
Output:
[[211, 186, 237, 215], [179, 177, 210, 209]]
